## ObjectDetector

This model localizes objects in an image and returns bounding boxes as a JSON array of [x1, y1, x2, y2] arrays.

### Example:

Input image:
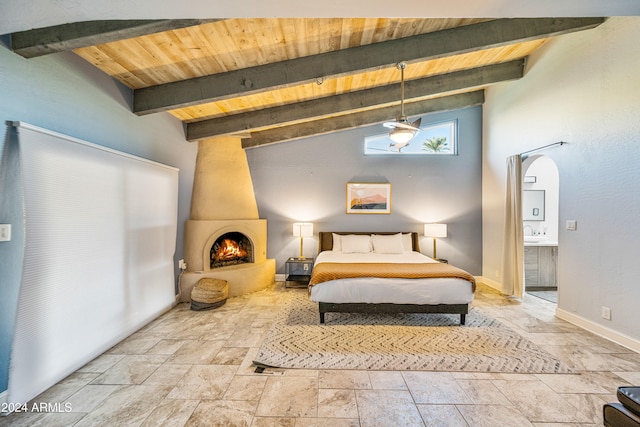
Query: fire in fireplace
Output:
[[210, 232, 253, 268]]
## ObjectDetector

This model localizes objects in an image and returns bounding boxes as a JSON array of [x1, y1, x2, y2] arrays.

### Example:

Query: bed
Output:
[[308, 232, 476, 325]]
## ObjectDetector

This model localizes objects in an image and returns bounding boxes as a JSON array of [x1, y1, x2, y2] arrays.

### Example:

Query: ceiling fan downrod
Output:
[[397, 61, 407, 120]]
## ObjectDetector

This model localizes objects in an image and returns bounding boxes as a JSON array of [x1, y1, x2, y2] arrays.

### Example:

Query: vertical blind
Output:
[[8, 122, 178, 404]]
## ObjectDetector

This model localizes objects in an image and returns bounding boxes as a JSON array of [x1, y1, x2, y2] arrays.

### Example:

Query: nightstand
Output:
[[285, 257, 314, 288]]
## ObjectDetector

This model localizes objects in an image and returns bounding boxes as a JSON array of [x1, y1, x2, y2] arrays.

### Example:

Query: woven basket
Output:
[[190, 278, 228, 311]]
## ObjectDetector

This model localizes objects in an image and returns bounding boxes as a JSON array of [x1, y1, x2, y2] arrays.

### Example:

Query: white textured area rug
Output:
[[253, 291, 572, 373]]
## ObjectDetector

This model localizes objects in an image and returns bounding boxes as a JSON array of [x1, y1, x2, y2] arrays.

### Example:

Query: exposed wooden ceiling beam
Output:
[[10, 20, 220, 58], [135, 18, 603, 115], [241, 90, 485, 149], [187, 59, 524, 141]]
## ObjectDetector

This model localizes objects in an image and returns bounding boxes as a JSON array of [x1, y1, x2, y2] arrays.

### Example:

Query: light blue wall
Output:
[[246, 106, 483, 276], [0, 47, 197, 394]]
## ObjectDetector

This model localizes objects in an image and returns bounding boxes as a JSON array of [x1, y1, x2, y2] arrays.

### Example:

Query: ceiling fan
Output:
[[383, 62, 422, 148]]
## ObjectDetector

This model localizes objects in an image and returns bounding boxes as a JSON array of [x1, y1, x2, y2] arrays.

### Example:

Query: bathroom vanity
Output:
[[524, 240, 558, 289]]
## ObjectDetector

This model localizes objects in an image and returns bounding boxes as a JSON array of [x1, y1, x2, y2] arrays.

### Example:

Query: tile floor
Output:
[[2, 282, 639, 426]]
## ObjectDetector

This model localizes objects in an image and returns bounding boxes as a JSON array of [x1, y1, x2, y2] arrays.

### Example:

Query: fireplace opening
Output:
[[210, 232, 253, 269]]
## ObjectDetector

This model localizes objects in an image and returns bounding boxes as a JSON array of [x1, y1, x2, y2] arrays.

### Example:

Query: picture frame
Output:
[[346, 183, 391, 214]]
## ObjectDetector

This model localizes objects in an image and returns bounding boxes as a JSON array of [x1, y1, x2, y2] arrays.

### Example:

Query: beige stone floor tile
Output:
[[456, 404, 534, 427], [145, 339, 190, 355], [143, 363, 191, 386], [317, 389, 358, 418], [224, 375, 269, 401], [282, 369, 320, 378], [76, 353, 125, 373], [492, 379, 592, 423], [355, 389, 424, 427], [450, 372, 501, 380], [612, 371, 640, 384], [561, 392, 610, 424], [167, 364, 238, 400], [611, 352, 640, 370], [91, 354, 168, 385], [294, 418, 360, 427], [416, 404, 469, 427], [28, 372, 100, 404], [255, 376, 318, 417], [73, 384, 172, 426], [140, 398, 199, 427], [403, 372, 472, 404], [318, 370, 371, 389], [0, 411, 86, 427], [107, 335, 163, 355], [531, 424, 599, 427], [455, 379, 511, 405], [185, 400, 256, 427], [165, 339, 225, 364], [64, 384, 122, 413], [226, 328, 270, 347], [212, 346, 250, 365], [534, 373, 610, 393], [368, 370, 408, 390], [251, 417, 296, 427], [542, 346, 640, 371]]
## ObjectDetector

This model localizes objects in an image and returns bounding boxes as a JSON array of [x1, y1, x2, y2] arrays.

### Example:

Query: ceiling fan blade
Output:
[[383, 118, 421, 131]]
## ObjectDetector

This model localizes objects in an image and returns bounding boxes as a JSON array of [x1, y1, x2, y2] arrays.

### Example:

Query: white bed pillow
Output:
[[372, 233, 405, 254], [402, 233, 413, 252], [340, 234, 372, 253], [332, 233, 342, 252]]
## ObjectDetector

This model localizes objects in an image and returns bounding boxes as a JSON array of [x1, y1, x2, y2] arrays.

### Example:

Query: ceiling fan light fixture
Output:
[[384, 61, 421, 145], [389, 127, 416, 144]]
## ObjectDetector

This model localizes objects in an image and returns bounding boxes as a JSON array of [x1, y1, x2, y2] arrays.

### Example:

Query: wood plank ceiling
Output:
[[8, 17, 605, 148]]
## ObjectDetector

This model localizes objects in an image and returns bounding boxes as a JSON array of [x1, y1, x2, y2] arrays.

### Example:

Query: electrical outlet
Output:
[[0, 224, 11, 242], [601, 306, 611, 320], [566, 220, 577, 231]]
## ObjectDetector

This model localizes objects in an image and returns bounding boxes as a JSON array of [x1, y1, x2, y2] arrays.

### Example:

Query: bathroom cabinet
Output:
[[524, 245, 557, 289]]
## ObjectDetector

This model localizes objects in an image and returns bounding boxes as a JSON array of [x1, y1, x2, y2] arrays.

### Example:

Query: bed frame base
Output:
[[318, 302, 468, 325]]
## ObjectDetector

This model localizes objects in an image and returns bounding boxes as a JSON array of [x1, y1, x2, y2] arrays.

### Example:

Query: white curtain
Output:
[[8, 122, 178, 405], [502, 154, 524, 298]]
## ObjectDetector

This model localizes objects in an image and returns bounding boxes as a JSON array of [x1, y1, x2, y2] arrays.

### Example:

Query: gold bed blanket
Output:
[[309, 262, 476, 292]]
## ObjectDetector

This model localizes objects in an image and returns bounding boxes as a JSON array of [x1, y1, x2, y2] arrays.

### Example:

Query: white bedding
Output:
[[309, 251, 475, 305]]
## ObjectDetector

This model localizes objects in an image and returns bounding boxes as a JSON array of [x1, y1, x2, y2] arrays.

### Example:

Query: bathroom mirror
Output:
[[523, 190, 545, 221]]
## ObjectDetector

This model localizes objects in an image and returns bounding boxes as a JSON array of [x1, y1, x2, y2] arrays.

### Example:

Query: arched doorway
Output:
[[522, 155, 559, 303]]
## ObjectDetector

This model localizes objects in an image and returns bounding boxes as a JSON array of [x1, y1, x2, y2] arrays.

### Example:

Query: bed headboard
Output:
[[318, 231, 420, 252]]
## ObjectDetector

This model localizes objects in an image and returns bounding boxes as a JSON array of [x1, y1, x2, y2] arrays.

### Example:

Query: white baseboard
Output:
[[475, 276, 640, 352], [555, 308, 640, 353], [275, 273, 286, 282]]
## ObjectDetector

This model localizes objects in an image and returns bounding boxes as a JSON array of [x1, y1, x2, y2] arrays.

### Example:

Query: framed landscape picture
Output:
[[346, 183, 391, 214]]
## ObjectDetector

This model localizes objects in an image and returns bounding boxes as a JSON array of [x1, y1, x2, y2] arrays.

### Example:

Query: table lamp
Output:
[[293, 222, 314, 259], [424, 223, 447, 260]]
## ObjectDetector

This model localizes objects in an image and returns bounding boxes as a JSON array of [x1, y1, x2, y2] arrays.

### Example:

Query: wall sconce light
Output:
[[293, 222, 314, 260], [424, 223, 447, 261]]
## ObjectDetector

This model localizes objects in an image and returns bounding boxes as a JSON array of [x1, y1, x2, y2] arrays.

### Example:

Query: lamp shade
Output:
[[293, 222, 314, 237], [424, 223, 447, 238]]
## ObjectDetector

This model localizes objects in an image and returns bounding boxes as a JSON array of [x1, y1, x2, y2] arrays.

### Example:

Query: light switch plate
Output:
[[0, 224, 11, 241]]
